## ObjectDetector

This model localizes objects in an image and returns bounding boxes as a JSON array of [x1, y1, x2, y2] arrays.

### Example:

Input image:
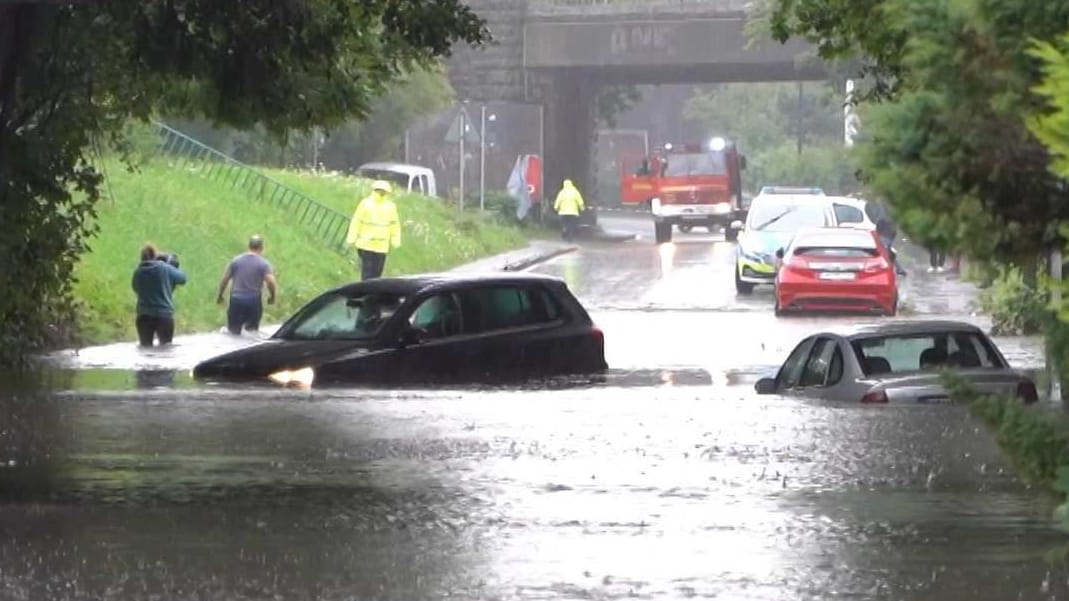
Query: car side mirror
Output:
[[754, 377, 776, 394], [729, 220, 744, 231], [397, 327, 422, 348], [775, 248, 785, 259]]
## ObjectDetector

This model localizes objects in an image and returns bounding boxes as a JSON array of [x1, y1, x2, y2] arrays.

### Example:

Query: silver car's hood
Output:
[[863, 368, 1028, 402]]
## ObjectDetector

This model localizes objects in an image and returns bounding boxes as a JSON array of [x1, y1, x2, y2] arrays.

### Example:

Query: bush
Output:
[[947, 373, 1069, 531], [978, 265, 1048, 335]]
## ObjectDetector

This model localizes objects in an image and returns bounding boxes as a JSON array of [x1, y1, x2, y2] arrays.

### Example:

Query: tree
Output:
[[165, 64, 456, 169], [682, 82, 856, 193], [0, 1, 488, 366], [767, 0, 1069, 265], [1030, 31, 1069, 181]]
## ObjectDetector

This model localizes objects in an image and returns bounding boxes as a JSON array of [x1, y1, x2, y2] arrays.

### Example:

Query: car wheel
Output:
[[678, 224, 693, 233], [735, 269, 754, 295], [654, 221, 673, 244], [724, 225, 739, 242]]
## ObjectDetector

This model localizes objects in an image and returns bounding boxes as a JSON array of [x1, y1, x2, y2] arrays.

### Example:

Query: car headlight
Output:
[[268, 367, 315, 388], [738, 246, 764, 263]]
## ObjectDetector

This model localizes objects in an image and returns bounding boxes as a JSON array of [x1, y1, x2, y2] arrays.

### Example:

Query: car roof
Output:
[[790, 226, 875, 246], [357, 162, 433, 176], [759, 186, 825, 195], [750, 194, 831, 207], [818, 320, 986, 340], [328, 271, 567, 297]]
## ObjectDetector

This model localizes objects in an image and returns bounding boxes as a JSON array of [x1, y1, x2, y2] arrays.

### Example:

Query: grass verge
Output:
[[73, 159, 527, 345], [946, 373, 1069, 532]]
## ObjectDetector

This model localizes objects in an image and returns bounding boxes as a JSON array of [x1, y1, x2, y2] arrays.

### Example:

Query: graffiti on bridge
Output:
[[609, 23, 677, 57]]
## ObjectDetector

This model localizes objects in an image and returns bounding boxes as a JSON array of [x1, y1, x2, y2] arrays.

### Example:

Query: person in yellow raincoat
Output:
[[553, 179, 585, 242], [346, 180, 401, 280]]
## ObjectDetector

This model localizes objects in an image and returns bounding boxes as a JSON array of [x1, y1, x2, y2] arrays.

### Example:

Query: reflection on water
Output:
[[1, 383, 1068, 599]]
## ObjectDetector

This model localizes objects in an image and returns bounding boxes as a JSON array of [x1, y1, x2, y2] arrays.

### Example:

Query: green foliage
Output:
[[978, 266, 1048, 336], [166, 65, 456, 169], [1029, 31, 1069, 180], [596, 86, 643, 128], [775, 0, 1069, 265], [683, 82, 858, 193], [768, 0, 908, 101], [74, 160, 526, 344], [0, 1, 488, 366], [948, 373, 1069, 531]]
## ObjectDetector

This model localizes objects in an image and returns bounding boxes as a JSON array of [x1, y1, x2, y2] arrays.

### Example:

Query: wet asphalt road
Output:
[[2, 214, 1066, 600]]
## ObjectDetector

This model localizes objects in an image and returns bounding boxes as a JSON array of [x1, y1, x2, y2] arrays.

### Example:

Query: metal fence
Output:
[[153, 121, 351, 250], [404, 101, 544, 209]]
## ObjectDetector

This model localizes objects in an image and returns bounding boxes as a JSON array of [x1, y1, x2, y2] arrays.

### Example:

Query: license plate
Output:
[[818, 272, 856, 280]]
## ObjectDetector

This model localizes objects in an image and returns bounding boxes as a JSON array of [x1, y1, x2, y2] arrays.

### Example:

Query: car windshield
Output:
[[662, 152, 727, 177], [749, 202, 829, 232], [278, 291, 407, 340], [356, 168, 409, 189], [851, 331, 1005, 376]]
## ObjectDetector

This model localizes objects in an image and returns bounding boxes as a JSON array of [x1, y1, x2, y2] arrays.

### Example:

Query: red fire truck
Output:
[[619, 137, 747, 243]]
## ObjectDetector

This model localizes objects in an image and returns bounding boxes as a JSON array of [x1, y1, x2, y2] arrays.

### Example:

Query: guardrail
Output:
[[527, 0, 752, 17], [154, 121, 351, 251]]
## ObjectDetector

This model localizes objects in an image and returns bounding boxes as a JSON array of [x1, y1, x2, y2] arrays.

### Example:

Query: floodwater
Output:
[[2, 215, 1065, 600]]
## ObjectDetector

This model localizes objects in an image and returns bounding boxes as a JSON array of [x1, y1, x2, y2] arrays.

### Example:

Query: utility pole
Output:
[[458, 107, 465, 211], [480, 104, 487, 212], [1052, 248, 1063, 403], [796, 81, 804, 156]]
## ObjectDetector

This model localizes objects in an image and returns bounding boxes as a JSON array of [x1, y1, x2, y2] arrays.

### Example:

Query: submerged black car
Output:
[[192, 272, 608, 386]]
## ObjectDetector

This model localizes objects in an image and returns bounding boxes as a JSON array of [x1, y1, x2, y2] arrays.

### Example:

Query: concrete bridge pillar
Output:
[[541, 72, 598, 224]]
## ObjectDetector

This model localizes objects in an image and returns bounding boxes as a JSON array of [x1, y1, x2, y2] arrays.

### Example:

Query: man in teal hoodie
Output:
[[131, 244, 187, 346]]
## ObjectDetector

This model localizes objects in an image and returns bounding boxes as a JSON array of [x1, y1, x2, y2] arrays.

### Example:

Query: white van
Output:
[[355, 162, 438, 197]]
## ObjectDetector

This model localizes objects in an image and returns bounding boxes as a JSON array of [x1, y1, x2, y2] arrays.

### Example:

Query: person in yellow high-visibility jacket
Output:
[[346, 180, 401, 280], [553, 179, 585, 242]]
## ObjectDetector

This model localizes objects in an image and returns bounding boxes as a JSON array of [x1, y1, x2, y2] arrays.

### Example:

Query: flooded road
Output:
[[2, 215, 1064, 600]]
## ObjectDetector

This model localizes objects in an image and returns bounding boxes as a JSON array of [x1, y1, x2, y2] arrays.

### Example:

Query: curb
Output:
[[502, 245, 579, 272]]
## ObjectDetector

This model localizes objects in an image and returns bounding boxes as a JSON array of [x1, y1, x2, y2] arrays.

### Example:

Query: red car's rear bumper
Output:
[[777, 281, 896, 314]]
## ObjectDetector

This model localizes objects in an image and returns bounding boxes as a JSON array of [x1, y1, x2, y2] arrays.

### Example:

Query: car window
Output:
[[409, 293, 463, 339], [833, 203, 866, 225], [851, 331, 1005, 375], [281, 291, 406, 340], [778, 337, 814, 388], [355, 168, 409, 189], [419, 174, 430, 194], [799, 337, 837, 387], [461, 286, 560, 333]]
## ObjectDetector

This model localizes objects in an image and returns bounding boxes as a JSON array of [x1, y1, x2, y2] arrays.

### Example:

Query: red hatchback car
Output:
[[774, 227, 898, 316]]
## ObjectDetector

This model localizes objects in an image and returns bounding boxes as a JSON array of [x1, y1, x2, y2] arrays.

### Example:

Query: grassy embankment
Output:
[[73, 159, 527, 345], [946, 374, 1069, 532]]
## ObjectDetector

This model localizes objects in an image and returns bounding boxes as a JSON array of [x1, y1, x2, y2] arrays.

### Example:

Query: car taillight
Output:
[[591, 326, 604, 345], [861, 390, 889, 403], [862, 257, 889, 273], [1016, 381, 1039, 404]]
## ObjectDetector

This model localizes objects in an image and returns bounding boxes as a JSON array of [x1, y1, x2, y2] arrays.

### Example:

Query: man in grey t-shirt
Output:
[[216, 235, 278, 334]]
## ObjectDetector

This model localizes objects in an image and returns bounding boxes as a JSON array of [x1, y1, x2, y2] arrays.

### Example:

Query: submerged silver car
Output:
[[754, 320, 1039, 404]]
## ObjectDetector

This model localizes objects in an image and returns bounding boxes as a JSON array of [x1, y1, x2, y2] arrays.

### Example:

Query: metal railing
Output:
[[527, 0, 753, 17], [153, 121, 351, 250]]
